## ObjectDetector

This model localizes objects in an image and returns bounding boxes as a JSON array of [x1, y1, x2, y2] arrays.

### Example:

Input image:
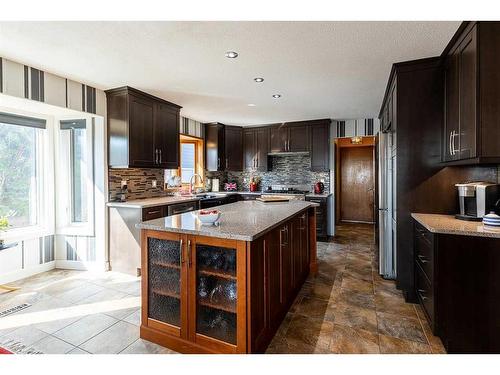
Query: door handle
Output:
[[159, 149, 162, 164], [155, 149, 158, 164]]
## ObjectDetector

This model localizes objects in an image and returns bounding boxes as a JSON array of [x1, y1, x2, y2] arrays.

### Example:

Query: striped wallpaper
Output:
[[0, 56, 105, 116], [180, 116, 204, 138], [333, 118, 380, 138]]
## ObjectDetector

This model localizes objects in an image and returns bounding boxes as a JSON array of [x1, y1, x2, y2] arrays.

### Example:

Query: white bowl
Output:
[[194, 211, 221, 225]]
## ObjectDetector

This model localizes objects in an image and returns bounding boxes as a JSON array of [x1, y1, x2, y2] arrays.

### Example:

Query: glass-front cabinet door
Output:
[[188, 237, 246, 353], [144, 231, 188, 338]]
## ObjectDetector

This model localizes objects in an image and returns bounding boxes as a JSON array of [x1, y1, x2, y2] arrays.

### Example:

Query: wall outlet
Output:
[[152, 179, 157, 188], [120, 180, 128, 190]]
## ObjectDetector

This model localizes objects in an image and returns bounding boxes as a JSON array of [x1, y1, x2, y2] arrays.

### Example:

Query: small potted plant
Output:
[[0, 216, 9, 247]]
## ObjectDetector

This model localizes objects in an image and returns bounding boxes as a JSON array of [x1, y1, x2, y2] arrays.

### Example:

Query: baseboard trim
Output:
[[55, 260, 107, 272], [0, 261, 55, 284]]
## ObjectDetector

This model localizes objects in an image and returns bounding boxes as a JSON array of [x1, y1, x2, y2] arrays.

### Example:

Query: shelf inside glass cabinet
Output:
[[196, 244, 237, 345]]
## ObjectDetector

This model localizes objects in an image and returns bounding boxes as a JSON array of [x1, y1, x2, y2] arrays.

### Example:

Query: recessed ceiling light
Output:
[[272, 94, 282, 99], [225, 51, 238, 58], [248, 103, 256, 107], [254, 77, 264, 83]]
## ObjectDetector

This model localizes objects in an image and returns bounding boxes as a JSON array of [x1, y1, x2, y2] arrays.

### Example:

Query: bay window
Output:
[[0, 112, 49, 235]]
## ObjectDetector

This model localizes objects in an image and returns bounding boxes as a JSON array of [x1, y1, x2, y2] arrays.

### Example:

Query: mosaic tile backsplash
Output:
[[109, 168, 167, 200], [208, 154, 330, 192]]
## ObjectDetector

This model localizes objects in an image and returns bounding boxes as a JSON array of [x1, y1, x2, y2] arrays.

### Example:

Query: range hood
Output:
[[267, 151, 310, 156]]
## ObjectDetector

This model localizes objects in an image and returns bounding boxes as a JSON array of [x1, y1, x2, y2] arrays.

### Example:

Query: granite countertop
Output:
[[411, 213, 500, 239], [107, 195, 201, 208], [107, 191, 267, 208], [136, 200, 318, 241], [305, 193, 332, 198]]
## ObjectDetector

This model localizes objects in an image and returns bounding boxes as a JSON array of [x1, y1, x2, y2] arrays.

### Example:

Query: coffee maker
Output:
[[455, 182, 500, 221]]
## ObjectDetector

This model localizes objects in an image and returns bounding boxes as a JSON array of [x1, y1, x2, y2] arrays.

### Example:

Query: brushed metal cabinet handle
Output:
[[159, 149, 162, 164], [418, 289, 428, 301], [417, 254, 428, 264], [148, 210, 161, 215]]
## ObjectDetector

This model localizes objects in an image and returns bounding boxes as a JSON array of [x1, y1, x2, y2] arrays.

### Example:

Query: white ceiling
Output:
[[0, 21, 460, 126]]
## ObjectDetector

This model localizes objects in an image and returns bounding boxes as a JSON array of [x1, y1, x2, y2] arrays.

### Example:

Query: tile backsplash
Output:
[[208, 154, 330, 192], [108, 168, 166, 200]]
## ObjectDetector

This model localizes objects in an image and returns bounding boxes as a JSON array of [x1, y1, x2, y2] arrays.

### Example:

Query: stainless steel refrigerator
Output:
[[378, 130, 396, 279]]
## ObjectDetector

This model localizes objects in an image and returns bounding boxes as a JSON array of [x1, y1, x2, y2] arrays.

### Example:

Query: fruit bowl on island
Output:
[[194, 209, 221, 225]]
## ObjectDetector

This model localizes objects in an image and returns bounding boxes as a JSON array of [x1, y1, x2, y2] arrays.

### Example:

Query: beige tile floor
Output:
[[0, 224, 445, 354]]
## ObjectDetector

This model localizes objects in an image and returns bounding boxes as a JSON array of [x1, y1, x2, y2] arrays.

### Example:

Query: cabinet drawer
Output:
[[415, 235, 433, 282], [142, 205, 165, 221], [416, 262, 435, 326]]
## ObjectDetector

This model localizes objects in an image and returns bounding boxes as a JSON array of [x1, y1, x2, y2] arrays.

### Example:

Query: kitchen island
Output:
[[136, 200, 318, 353]]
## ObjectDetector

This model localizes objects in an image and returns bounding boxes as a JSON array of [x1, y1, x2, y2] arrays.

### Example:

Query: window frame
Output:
[[179, 135, 204, 187], [0, 110, 54, 242], [55, 116, 95, 237]]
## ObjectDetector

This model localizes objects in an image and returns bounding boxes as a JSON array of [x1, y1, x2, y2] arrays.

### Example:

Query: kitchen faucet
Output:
[[190, 173, 203, 194]]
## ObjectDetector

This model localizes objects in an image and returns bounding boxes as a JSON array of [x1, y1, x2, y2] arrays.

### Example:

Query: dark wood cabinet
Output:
[[205, 123, 243, 171], [205, 123, 225, 171], [269, 125, 289, 153], [305, 196, 329, 239], [106, 86, 181, 169], [128, 94, 156, 167], [269, 123, 311, 153], [443, 22, 500, 164], [288, 124, 310, 152], [155, 102, 180, 169], [413, 220, 500, 353], [243, 127, 269, 170], [224, 126, 243, 171], [310, 121, 330, 171]]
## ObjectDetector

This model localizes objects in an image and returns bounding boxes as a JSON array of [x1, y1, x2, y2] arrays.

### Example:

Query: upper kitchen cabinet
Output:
[[243, 127, 269, 170], [225, 125, 243, 171], [443, 22, 500, 164], [106, 86, 181, 169], [205, 123, 243, 171], [269, 122, 311, 153], [310, 120, 331, 171]]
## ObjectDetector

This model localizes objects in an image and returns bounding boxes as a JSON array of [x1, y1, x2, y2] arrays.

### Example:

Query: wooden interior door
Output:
[[339, 146, 375, 223]]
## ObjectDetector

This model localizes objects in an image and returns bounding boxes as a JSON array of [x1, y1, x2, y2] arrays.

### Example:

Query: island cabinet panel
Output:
[[247, 210, 313, 353], [141, 208, 316, 353], [141, 231, 188, 340], [188, 236, 247, 353]]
